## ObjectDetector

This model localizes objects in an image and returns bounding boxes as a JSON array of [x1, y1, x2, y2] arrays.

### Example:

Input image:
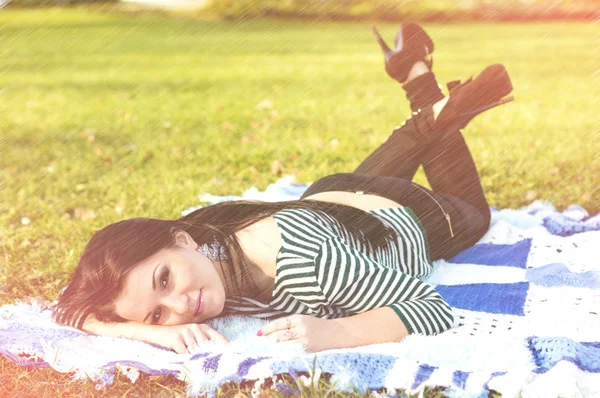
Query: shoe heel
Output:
[[372, 23, 434, 83], [437, 64, 515, 133], [458, 95, 515, 120], [479, 64, 513, 99], [372, 25, 393, 60], [457, 64, 514, 120]]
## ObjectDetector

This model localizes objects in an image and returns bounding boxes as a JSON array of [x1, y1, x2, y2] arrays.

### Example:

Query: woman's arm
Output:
[[258, 237, 453, 352], [82, 315, 230, 353], [82, 314, 152, 340], [314, 237, 454, 336], [328, 307, 410, 349]]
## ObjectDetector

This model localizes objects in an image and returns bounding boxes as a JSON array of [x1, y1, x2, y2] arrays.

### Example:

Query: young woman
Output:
[[53, 23, 514, 354]]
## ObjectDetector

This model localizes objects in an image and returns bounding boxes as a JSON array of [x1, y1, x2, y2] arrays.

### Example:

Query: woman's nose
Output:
[[163, 294, 191, 316]]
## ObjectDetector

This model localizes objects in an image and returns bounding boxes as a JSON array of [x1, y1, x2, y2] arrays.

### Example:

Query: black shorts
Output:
[[300, 172, 489, 261]]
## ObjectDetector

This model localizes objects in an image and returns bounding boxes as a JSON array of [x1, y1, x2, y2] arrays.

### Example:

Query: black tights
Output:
[[300, 72, 491, 261]]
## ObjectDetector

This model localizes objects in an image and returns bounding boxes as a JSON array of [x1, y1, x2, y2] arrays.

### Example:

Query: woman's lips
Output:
[[195, 290, 204, 316]]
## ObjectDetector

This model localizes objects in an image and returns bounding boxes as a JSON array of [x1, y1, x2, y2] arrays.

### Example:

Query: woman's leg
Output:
[[301, 66, 491, 261], [353, 64, 445, 182], [300, 172, 488, 261], [352, 65, 490, 221]]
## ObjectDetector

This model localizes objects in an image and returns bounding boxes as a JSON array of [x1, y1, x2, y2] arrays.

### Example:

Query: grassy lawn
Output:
[[1, 5, 598, 396]]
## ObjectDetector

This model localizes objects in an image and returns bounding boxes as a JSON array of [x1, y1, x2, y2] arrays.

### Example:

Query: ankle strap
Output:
[[403, 72, 445, 112]]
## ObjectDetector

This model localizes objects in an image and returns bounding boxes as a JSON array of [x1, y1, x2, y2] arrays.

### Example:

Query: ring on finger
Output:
[[284, 329, 296, 340], [187, 341, 198, 350], [286, 317, 292, 330]]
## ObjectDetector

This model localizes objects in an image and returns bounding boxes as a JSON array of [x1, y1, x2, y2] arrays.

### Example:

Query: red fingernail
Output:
[[256, 330, 262, 336]]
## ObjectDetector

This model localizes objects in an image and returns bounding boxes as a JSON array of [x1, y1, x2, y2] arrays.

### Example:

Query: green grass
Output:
[[0, 5, 598, 396]]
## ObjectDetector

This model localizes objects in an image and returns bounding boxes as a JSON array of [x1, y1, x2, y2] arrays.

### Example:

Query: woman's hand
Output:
[[257, 314, 338, 353], [145, 323, 230, 354]]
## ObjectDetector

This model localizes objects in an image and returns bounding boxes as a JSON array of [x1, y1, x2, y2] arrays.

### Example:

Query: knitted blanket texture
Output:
[[1, 176, 599, 397]]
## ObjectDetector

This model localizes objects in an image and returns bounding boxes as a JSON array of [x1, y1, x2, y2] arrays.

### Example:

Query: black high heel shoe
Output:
[[372, 23, 434, 84], [435, 64, 515, 134]]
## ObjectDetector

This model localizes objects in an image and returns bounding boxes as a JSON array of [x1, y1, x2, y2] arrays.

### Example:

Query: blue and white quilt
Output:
[[1, 175, 599, 397]]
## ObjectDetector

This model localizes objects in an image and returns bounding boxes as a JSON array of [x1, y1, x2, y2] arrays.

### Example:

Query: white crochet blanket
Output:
[[1, 176, 599, 397]]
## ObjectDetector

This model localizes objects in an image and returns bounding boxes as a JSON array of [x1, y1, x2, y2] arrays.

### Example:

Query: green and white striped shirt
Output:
[[222, 207, 454, 336]]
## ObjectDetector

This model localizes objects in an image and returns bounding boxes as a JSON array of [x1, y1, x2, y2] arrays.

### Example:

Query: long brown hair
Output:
[[53, 199, 398, 329]]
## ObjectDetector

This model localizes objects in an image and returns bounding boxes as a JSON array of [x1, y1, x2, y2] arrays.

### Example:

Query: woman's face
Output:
[[113, 231, 226, 326]]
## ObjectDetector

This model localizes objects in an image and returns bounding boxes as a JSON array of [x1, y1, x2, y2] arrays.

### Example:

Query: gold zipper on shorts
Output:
[[410, 183, 455, 238]]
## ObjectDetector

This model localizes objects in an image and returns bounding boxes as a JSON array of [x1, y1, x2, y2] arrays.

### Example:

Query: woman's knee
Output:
[[441, 194, 490, 249], [481, 205, 491, 234], [472, 202, 491, 240], [466, 205, 491, 247], [454, 194, 491, 241]]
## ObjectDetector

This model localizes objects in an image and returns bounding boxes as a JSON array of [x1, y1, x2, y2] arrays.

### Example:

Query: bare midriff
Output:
[[301, 190, 404, 211]]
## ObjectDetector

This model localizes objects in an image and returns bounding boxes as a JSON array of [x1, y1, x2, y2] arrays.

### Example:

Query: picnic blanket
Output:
[[2, 175, 599, 397]]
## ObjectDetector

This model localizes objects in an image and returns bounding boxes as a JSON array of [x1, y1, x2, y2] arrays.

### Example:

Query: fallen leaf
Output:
[[548, 167, 560, 175], [271, 159, 283, 175], [75, 208, 97, 221], [115, 203, 126, 214], [241, 133, 261, 144], [81, 129, 96, 142], [95, 147, 111, 164], [525, 190, 537, 202], [221, 121, 234, 132], [171, 146, 183, 158], [256, 98, 274, 110]]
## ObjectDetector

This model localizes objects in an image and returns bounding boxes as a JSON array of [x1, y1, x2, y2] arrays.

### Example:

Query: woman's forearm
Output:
[[82, 315, 151, 341], [81, 317, 230, 354], [329, 307, 409, 349]]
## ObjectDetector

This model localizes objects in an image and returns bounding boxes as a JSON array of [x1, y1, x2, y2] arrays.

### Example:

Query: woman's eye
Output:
[[160, 269, 170, 289], [152, 307, 162, 323]]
